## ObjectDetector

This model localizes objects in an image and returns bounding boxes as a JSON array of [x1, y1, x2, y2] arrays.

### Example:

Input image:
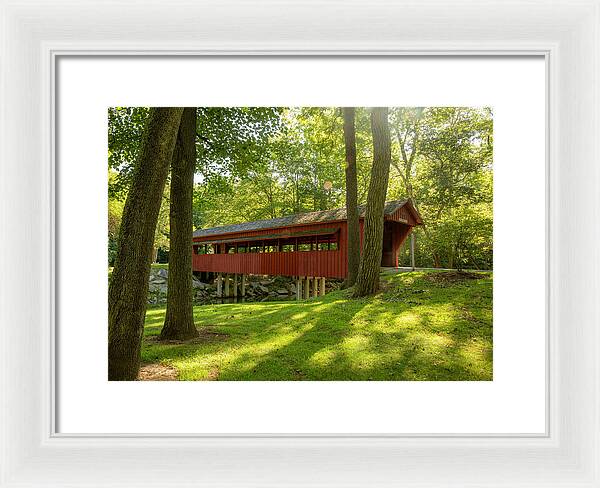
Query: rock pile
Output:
[[147, 267, 341, 305]]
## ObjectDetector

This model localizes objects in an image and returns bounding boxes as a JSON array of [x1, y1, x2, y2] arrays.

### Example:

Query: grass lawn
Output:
[[142, 271, 493, 381]]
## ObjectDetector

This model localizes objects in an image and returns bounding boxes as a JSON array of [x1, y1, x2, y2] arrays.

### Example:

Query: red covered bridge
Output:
[[192, 200, 421, 298]]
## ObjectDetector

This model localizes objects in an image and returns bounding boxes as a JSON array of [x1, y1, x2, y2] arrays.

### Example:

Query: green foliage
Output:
[[195, 107, 283, 178], [108, 107, 148, 199], [107, 171, 125, 266], [389, 107, 493, 269], [141, 271, 493, 380], [417, 107, 492, 211], [109, 106, 283, 257], [401, 204, 492, 270], [193, 107, 370, 228], [108, 106, 282, 198], [109, 106, 494, 270], [153, 185, 170, 260]]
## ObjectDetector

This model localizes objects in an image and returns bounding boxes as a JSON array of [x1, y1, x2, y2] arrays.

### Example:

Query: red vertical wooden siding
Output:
[[192, 208, 417, 278], [193, 222, 349, 278]]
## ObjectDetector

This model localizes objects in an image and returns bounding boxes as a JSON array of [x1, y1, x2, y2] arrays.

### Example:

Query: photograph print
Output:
[[108, 107, 493, 381]]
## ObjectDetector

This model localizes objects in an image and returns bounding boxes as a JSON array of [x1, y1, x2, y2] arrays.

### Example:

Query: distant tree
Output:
[[389, 107, 440, 264], [342, 107, 360, 288], [152, 186, 170, 262], [192, 107, 349, 227], [353, 107, 392, 297], [108, 107, 149, 199], [108, 171, 125, 267], [433, 204, 493, 271], [108, 107, 183, 381], [418, 108, 492, 217], [160, 108, 198, 341], [192, 107, 283, 225], [389, 107, 493, 269]]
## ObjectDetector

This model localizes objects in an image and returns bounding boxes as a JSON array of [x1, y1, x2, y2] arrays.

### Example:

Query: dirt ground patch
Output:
[[146, 327, 229, 345], [138, 362, 179, 381], [424, 271, 485, 284], [207, 367, 220, 380]]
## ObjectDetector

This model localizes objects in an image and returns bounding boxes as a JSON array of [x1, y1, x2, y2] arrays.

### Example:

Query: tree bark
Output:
[[108, 107, 184, 381], [342, 107, 360, 288], [353, 107, 392, 297], [160, 108, 199, 340]]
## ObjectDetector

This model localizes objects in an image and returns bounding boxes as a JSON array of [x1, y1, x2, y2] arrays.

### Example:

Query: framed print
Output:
[[1, 1, 599, 487], [57, 56, 543, 435]]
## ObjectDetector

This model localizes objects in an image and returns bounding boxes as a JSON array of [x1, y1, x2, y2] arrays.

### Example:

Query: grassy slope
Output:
[[142, 271, 493, 381]]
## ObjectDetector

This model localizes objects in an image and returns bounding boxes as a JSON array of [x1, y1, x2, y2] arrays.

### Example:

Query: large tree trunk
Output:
[[342, 107, 360, 288], [353, 107, 392, 297], [108, 108, 184, 381], [160, 108, 198, 340]]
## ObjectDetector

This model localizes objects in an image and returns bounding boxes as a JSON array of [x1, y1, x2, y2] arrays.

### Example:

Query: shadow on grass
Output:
[[141, 272, 493, 381]]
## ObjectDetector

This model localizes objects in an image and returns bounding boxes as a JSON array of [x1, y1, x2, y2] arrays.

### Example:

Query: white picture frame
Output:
[[1, 1, 598, 486]]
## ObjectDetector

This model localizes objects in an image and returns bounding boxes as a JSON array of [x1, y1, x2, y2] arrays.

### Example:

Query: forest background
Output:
[[108, 107, 493, 271]]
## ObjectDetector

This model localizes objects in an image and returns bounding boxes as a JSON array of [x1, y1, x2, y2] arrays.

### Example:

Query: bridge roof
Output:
[[193, 199, 420, 239]]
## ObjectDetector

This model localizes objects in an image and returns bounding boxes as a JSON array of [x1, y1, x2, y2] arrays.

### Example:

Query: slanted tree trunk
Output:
[[160, 108, 198, 341], [108, 107, 184, 381], [342, 107, 360, 288], [353, 107, 392, 297]]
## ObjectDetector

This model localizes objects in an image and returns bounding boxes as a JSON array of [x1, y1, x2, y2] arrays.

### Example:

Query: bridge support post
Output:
[[410, 232, 416, 270], [216, 273, 223, 297], [312, 277, 318, 297], [296, 277, 302, 300], [224, 274, 230, 297], [304, 276, 310, 299], [320, 277, 326, 296], [241, 274, 246, 297], [233, 274, 238, 298]]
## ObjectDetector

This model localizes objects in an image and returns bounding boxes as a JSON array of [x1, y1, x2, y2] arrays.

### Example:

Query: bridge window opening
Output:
[[194, 232, 339, 255]]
